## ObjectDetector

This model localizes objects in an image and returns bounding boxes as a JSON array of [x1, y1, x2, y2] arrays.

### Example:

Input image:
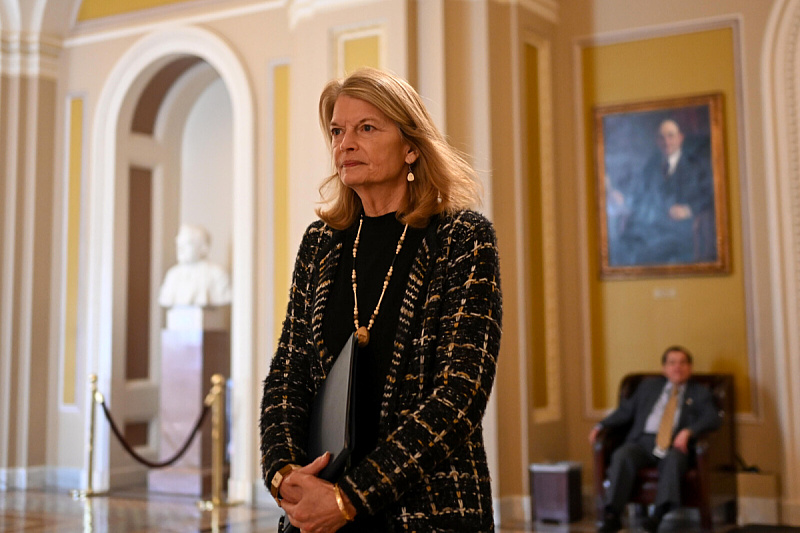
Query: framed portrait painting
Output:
[[594, 93, 730, 279]]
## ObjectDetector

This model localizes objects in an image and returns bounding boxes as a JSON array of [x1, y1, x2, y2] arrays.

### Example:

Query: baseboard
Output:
[[46, 467, 82, 490], [782, 498, 800, 526], [109, 466, 148, 488], [0, 466, 48, 490], [739, 496, 780, 525], [496, 495, 532, 525], [496, 489, 597, 526], [0, 467, 24, 489]]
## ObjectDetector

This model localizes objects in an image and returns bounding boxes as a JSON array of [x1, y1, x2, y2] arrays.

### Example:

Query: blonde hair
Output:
[[316, 67, 482, 229]]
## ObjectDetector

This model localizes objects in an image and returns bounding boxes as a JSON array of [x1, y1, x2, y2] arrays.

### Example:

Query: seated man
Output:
[[588, 346, 723, 533]]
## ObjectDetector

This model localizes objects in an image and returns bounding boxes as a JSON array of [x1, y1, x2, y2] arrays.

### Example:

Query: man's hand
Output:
[[588, 426, 601, 445], [672, 428, 692, 454], [280, 452, 353, 533]]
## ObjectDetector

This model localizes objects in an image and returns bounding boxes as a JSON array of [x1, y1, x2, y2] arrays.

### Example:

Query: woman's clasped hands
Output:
[[279, 452, 357, 533]]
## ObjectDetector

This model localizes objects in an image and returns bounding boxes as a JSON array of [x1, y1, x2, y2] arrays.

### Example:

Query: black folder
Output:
[[307, 332, 358, 481], [281, 333, 358, 533]]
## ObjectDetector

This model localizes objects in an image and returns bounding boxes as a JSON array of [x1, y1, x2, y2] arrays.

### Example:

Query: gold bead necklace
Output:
[[351, 216, 408, 347]]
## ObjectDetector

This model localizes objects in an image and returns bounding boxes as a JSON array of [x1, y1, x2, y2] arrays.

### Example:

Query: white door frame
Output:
[[763, 0, 800, 521], [85, 26, 256, 501]]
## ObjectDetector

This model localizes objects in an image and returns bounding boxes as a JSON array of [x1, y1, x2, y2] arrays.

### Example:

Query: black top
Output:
[[322, 212, 426, 529]]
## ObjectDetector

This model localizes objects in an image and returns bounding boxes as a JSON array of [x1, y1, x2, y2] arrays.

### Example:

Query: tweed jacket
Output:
[[599, 376, 722, 444], [260, 209, 502, 532]]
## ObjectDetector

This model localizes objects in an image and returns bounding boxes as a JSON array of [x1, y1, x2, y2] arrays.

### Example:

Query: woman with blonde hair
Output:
[[260, 67, 502, 532]]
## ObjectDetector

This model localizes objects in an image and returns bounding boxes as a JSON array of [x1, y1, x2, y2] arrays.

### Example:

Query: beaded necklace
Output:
[[351, 216, 409, 347]]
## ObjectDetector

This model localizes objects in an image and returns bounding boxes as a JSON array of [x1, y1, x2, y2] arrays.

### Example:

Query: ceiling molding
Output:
[[287, 0, 381, 29], [65, 0, 283, 47], [491, 0, 559, 24]]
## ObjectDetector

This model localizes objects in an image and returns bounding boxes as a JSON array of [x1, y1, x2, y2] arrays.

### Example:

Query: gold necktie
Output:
[[655, 387, 679, 451]]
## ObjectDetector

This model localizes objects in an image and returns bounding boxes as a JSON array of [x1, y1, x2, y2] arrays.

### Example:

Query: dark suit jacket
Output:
[[619, 150, 716, 265], [599, 376, 722, 445]]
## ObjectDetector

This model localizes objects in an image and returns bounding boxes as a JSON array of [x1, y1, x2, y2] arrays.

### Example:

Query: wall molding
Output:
[[66, 0, 283, 47], [332, 22, 386, 77], [762, 0, 800, 524], [491, 0, 558, 24], [522, 30, 562, 425], [0, 32, 62, 79], [576, 14, 743, 49]]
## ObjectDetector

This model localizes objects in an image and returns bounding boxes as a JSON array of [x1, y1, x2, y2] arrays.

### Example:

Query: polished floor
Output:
[[0, 487, 737, 532]]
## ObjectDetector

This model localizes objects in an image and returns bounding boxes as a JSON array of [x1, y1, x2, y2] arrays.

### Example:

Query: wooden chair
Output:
[[592, 373, 737, 531]]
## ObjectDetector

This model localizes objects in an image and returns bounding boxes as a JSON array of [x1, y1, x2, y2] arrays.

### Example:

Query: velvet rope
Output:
[[99, 399, 210, 469]]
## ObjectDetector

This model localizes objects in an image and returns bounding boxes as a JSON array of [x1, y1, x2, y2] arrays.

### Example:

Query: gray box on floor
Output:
[[529, 462, 583, 523]]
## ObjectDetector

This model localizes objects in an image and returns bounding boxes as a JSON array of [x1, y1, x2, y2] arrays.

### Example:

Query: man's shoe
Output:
[[641, 515, 661, 533], [597, 512, 622, 533], [643, 503, 669, 533]]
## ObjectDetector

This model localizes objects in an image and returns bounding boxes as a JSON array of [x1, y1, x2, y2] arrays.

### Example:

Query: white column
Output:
[[416, 0, 446, 130], [762, 0, 800, 524]]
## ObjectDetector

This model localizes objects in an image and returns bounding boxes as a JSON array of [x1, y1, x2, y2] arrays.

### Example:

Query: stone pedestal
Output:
[[148, 307, 230, 496]]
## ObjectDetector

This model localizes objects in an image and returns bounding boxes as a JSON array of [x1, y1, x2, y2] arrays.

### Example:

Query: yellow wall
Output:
[[344, 36, 381, 74], [77, 0, 196, 20], [63, 97, 83, 406], [582, 28, 751, 413], [525, 43, 548, 410]]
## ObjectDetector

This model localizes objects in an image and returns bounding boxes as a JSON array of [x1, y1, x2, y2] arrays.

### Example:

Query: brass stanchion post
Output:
[[198, 374, 241, 510], [72, 374, 108, 499]]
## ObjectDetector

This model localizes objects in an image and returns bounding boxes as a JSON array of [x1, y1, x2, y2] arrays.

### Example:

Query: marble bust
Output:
[[158, 224, 232, 308]]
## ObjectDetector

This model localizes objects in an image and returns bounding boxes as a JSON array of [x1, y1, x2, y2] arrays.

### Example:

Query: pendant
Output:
[[356, 326, 369, 347]]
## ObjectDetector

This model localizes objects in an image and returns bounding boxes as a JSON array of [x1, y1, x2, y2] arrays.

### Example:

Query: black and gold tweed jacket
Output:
[[260, 209, 502, 532]]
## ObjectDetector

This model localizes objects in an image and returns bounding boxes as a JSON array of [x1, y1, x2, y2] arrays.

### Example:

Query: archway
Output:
[[85, 26, 256, 501], [763, 0, 800, 522]]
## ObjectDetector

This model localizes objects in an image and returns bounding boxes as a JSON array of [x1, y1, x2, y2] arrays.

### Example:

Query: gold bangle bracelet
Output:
[[333, 484, 355, 522]]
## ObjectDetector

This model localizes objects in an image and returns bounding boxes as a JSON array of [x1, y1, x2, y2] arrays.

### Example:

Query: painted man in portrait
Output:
[[611, 118, 716, 266]]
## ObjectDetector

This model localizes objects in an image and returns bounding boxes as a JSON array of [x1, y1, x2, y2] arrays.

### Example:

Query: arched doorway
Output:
[[763, 0, 800, 522], [84, 27, 256, 501], [109, 56, 234, 491]]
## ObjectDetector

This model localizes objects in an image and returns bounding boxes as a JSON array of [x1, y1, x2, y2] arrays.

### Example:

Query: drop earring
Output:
[[407, 170, 415, 182]]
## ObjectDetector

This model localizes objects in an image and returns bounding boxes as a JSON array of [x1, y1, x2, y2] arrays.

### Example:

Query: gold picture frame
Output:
[[594, 93, 730, 279]]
